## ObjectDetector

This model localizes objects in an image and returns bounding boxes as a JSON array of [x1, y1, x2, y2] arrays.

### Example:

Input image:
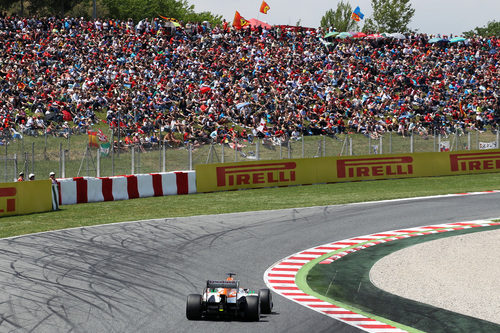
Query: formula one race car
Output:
[[186, 273, 273, 321]]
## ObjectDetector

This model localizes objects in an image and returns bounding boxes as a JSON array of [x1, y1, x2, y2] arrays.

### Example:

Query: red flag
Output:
[[260, 1, 270, 14], [233, 11, 249, 29], [97, 129, 108, 142]]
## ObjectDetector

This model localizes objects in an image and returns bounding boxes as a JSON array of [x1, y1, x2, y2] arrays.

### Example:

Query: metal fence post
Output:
[[59, 143, 62, 177], [410, 132, 414, 153], [14, 153, 18, 181], [67, 131, 71, 153], [379, 136, 383, 154], [340, 136, 346, 156], [96, 149, 100, 177], [476, 131, 479, 150], [256, 139, 260, 160], [467, 132, 471, 150], [368, 137, 371, 155], [162, 141, 166, 172], [389, 131, 392, 153], [288, 140, 291, 159], [221, 144, 225, 163], [86, 146, 90, 176], [433, 130, 437, 152], [131, 146, 135, 175], [117, 113, 121, 158], [31, 142, 35, 174], [279, 142, 282, 159], [233, 140, 237, 162], [44, 131, 48, 160], [438, 134, 441, 151], [322, 135, 326, 157], [189, 143, 193, 170], [497, 131, 499, 149], [301, 134, 304, 158], [24, 152, 28, 176], [159, 142, 162, 172], [138, 148, 141, 174], [349, 137, 353, 155], [4, 144, 7, 182], [62, 149, 66, 178], [111, 131, 115, 176]]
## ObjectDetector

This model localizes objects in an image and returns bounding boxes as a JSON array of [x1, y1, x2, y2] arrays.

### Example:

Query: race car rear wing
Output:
[[206, 280, 239, 289]]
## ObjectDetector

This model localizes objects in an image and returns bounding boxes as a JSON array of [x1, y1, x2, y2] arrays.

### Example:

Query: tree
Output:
[[365, 0, 415, 33], [102, 0, 221, 25], [0, 0, 15, 12], [29, 0, 83, 16], [0, 0, 222, 25], [0, 0, 83, 16], [463, 21, 500, 37], [320, 1, 358, 32]]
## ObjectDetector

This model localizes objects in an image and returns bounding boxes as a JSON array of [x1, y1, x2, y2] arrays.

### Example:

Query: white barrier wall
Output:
[[56, 171, 196, 205]]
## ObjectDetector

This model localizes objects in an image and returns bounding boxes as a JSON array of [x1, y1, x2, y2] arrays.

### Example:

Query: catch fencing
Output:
[[1, 130, 499, 182]]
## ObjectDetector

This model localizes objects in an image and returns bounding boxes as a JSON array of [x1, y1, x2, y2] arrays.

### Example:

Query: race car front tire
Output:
[[186, 294, 203, 320], [259, 288, 273, 314], [245, 296, 260, 321]]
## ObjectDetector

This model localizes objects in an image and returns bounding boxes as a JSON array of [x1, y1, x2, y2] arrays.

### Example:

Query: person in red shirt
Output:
[[183, 130, 192, 143], [17, 172, 24, 182]]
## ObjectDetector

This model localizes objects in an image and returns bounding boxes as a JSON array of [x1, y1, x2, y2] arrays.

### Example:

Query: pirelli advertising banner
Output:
[[195, 149, 500, 192], [0, 180, 53, 217]]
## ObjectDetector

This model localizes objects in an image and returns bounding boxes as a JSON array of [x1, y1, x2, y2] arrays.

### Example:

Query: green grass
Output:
[[1, 172, 500, 238]]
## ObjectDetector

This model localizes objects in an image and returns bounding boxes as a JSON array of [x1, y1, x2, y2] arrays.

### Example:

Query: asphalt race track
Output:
[[1, 192, 499, 333]]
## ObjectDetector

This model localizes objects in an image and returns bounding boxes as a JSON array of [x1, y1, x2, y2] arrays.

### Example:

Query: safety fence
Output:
[[1, 130, 499, 182]]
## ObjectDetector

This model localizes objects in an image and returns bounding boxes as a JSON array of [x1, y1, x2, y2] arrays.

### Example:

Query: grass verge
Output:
[[1, 172, 500, 238]]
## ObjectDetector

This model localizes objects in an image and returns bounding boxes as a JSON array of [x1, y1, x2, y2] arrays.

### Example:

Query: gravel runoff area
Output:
[[370, 229, 500, 325]]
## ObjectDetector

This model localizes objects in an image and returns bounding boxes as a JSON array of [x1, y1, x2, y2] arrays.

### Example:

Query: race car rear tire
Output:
[[245, 296, 260, 321], [186, 294, 202, 320], [259, 288, 273, 314]]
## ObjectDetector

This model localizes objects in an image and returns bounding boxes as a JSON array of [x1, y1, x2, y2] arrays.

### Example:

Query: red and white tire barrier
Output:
[[56, 171, 196, 205], [264, 220, 500, 333]]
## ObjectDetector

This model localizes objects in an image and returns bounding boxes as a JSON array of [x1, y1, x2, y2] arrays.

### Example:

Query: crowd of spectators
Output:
[[0, 15, 498, 150]]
